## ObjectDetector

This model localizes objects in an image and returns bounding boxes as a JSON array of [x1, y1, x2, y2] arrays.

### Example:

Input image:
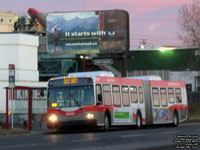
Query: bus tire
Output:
[[173, 112, 179, 127], [136, 114, 142, 129], [104, 115, 110, 131]]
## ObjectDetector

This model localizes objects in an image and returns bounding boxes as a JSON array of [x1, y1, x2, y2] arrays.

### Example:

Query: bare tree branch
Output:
[[177, 0, 200, 48]]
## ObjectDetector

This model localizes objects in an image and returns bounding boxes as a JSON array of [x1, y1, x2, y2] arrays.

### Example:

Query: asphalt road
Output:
[[0, 123, 199, 150]]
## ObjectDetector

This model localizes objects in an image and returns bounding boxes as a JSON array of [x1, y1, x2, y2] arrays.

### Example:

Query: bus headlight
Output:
[[87, 113, 94, 119], [48, 114, 58, 122]]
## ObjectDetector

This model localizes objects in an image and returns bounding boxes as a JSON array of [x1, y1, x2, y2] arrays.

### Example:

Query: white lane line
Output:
[[121, 134, 144, 138], [0, 143, 38, 149], [72, 138, 100, 143]]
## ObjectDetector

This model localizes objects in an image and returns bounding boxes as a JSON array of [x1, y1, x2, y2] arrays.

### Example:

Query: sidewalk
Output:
[[185, 114, 200, 123], [0, 128, 29, 135]]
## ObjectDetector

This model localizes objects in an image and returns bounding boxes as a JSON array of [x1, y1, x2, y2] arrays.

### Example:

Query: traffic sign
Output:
[[8, 64, 15, 88]]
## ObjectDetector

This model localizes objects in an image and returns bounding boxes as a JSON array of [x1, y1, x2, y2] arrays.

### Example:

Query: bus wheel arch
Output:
[[104, 110, 111, 131], [136, 110, 142, 129], [173, 110, 179, 126]]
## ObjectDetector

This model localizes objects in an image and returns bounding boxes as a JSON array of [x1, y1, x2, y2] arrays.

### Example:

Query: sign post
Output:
[[8, 64, 15, 129]]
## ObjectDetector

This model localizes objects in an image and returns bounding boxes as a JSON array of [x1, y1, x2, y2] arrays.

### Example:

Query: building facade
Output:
[[0, 12, 18, 32], [0, 33, 47, 127]]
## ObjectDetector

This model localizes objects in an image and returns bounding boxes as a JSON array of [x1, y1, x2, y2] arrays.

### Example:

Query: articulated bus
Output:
[[47, 71, 188, 130]]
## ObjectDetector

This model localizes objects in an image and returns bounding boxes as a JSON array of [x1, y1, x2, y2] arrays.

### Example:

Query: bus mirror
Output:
[[98, 94, 102, 101], [97, 94, 103, 105]]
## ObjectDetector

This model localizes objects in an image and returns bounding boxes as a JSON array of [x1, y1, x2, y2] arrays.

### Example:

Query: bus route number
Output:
[[64, 78, 78, 85]]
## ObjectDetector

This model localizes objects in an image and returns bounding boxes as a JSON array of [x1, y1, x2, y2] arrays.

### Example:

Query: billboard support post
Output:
[[121, 50, 127, 77], [83, 56, 86, 72]]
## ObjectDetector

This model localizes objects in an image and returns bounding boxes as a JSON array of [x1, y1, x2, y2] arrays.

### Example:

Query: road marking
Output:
[[162, 131, 176, 134], [121, 134, 144, 138], [0, 143, 38, 149], [72, 138, 100, 143]]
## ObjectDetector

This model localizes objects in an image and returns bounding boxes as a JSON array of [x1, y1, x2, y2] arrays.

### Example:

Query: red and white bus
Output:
[[47, 71, 188, 130]]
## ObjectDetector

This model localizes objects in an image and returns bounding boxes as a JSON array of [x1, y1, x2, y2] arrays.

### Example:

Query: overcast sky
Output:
[[0, 0, 193, 47]]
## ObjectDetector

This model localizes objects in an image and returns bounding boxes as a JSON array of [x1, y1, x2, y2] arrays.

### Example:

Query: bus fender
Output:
[[104, 109, 111, 125], [136, 109, 142, 119]]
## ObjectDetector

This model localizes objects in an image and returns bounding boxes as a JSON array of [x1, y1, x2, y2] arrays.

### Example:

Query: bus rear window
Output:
[[130, 86, 138, 103], [175, 88, 182, 103], [152, 88, 160, 107], [160, 88, 167, 106], [139, 87, 143, 103], [168, 88, 175, 103], [112, 85, 121, 106], [122, 86, 130, 106], [103, 85, 112, 106]]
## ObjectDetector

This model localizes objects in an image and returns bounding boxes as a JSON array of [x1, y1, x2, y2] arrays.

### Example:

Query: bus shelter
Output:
[[5, 86, 47, 131]]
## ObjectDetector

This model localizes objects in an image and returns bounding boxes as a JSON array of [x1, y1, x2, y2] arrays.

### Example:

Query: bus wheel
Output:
[[104, 115, 110, 131], [173, 112, 179, 127], [136, 114, 142, 129]]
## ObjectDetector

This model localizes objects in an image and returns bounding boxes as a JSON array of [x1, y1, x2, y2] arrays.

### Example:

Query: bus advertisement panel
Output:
[[46, 10, 129, 54]]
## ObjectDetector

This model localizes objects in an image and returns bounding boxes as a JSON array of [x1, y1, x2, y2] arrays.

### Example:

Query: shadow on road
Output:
[[44, 123, 179, 135]]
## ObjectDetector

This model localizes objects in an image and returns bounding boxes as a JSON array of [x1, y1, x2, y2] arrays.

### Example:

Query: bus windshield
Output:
[[48, 85, 94, 107]]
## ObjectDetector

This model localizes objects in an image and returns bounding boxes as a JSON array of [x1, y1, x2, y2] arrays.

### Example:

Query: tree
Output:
[[177, 0, 200, 48]]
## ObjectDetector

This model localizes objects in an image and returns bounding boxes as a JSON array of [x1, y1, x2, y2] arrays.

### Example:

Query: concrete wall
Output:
[[0, 33, 39, 81], [170, 71, 200, 92], [0, 33, 47, 114]]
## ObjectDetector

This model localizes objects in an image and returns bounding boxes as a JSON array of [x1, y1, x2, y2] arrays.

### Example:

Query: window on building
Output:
[[139, 87, 143, 103], [112, 85, 121, 106], [168, 88, 175, 103], [152, 88, 160, 106], [103, 85, 112, 106], [175, 88, 182, 103], [122, 86, 130, 106], [1, 19, 3, 22], [160, 88, 168, 106], [195, 76, 200, 91], [130, 86, 138, 103]]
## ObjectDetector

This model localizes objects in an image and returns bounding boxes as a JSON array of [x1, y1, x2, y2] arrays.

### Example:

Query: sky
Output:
[[0, 0, 193, 48]]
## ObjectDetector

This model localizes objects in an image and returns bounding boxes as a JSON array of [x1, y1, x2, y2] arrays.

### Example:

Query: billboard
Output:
[[46, 10, 129, 54]]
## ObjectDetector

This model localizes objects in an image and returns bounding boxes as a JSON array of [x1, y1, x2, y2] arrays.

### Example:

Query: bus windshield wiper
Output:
[[74, 99, 83, 110]]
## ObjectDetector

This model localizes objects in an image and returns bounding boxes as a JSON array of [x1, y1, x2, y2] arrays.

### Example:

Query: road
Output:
[[0, 123, 199, 150]]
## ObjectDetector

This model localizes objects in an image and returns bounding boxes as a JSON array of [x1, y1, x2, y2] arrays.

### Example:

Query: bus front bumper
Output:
[[47, 119, 98, 129]]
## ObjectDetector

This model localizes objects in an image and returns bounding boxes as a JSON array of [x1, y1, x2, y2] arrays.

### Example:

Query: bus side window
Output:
[[175, 88, 182, 103], [122, 86, 130, 106], [168, 88, 175, 103], [130, 86, 138, 103], [103, 85, 112, 106], [112, 85, 121, 106], [160, 88, 168, 106], [139, 87, 143, 103], [96, 84, 103, 105], [152, 88, 160, 107]]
